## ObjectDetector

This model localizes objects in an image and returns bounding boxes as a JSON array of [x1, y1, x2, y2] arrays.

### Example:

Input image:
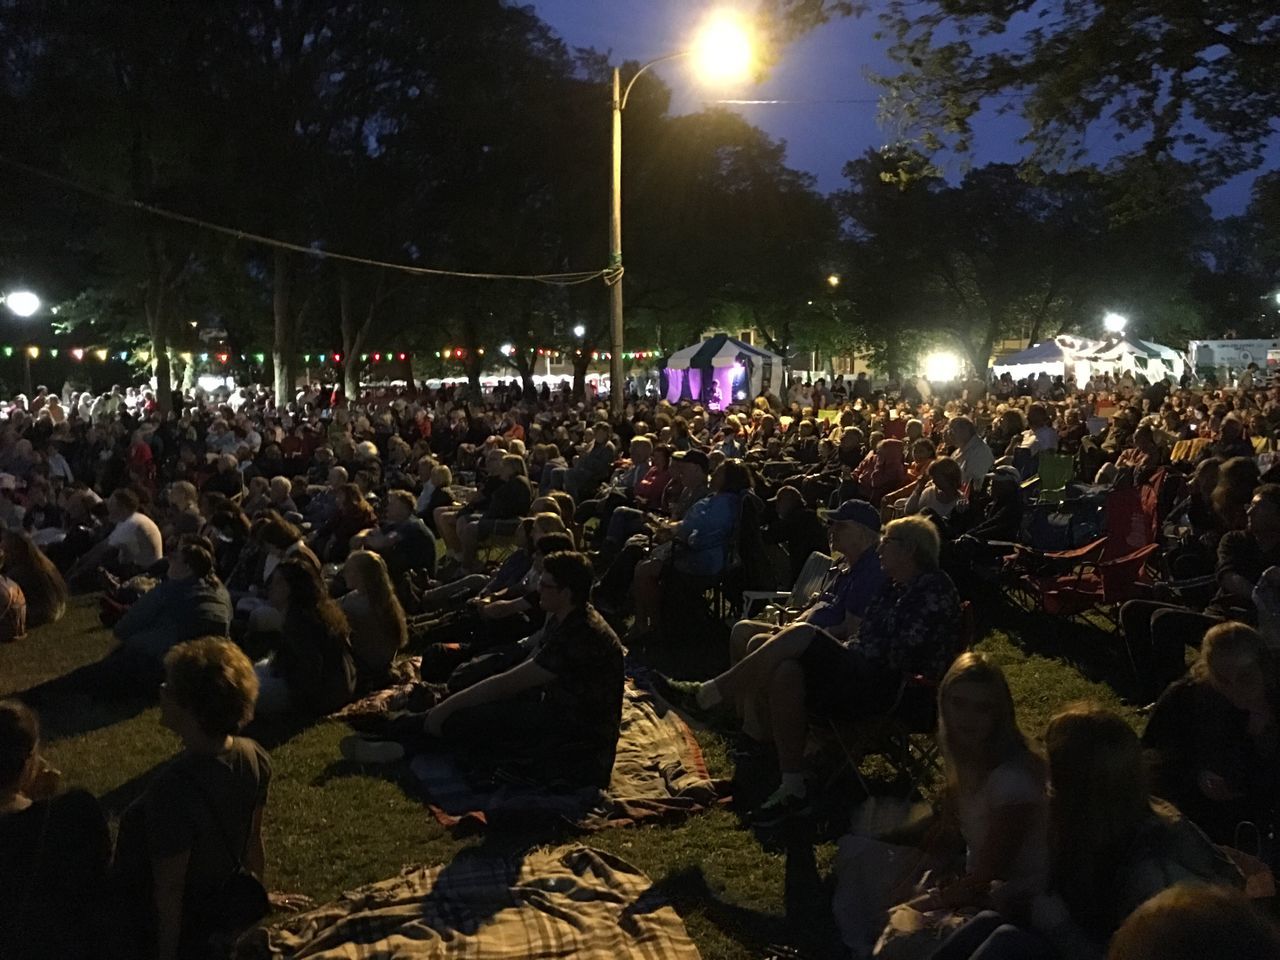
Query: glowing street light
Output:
[[1103, 312, 1128, 334], [607, 10, 756, 415], [573, 324, 586, 338], [924, 351, 962, 382], [3, 290, 41, 318], [827, 274, 841, 289], [691, 10, 755, 84]]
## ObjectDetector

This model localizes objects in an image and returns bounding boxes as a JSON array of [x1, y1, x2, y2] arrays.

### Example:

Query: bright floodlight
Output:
[[3, 290, 40, 317], [923, 351, 961, 382], [827, 274, 841, 288], [500, 343, 514, 356], [573, 324, 586, 338], [1103, 312, 1128, 333], [692, 10, 754, 84]]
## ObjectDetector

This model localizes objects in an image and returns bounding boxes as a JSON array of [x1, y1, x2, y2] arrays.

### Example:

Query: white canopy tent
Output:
[[991, 336, 1101, 387]]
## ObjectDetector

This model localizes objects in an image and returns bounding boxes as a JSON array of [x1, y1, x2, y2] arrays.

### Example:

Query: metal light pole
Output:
[[608, 56, 681, 417], [609, 67, 625, 417], [605, 13, 754, 416]]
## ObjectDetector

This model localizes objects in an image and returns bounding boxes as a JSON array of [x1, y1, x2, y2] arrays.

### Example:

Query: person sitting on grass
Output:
[[656, 513, 960, 825], [253, 558, 356, 718], [107, 539, 232, 691], [0, 528, 66, 628], [1142, 621, 1280, 848], [68, 488, 163, 585], [339, 549, 408, 691], [933, 704, 1243, 960], [112, 638, 271, 960], [343, 551, 625, 791], [0, 700, 112, 960], [831, 653, 1049, 958]]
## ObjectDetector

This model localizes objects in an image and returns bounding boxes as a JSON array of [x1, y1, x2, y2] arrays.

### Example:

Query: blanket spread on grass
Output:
[[408, 680, 729, 830], [233, 844, 700, 960]]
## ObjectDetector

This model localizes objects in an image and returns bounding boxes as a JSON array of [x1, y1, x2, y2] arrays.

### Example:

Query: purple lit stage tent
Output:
[[662, 334, 784, 410]]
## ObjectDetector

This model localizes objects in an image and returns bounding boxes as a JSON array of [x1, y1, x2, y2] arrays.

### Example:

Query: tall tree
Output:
[[768, 0, 1280, 187]]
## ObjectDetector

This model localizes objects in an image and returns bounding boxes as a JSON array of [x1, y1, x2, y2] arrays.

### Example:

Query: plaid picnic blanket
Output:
[[233, 844, 700, 960], [411, 679, 729, 830]]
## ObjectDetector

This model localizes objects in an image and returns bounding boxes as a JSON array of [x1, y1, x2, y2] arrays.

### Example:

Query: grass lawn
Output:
[[1, 597, 1143, 959]]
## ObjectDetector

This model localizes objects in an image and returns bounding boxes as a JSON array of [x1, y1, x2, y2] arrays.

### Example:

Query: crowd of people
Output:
[[2, 366, 1280, 958]]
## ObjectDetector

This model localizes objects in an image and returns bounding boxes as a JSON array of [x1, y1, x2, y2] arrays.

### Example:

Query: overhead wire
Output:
[[0, 154, 610, 287]]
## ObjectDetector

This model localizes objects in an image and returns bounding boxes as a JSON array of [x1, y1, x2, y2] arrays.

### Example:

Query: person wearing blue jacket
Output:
[[111, 540, 233, 688], [628, 458, 750, 640]]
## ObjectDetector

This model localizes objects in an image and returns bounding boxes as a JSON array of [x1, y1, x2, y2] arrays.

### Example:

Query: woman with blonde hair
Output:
[[936, 703, 1242, 960], [340, 549, 408, 690], [833, 652, 1048, 957]]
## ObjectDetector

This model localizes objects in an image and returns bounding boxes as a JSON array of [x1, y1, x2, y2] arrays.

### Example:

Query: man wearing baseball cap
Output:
[[655, 498, 887, 825]]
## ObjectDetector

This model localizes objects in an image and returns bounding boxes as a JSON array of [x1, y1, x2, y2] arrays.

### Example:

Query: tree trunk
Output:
[[272, 249, 293, 401]]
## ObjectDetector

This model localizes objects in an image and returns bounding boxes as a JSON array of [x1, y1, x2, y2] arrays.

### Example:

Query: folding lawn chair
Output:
[[742, 550, 834, 620], [1030, 542, 1159, 624]]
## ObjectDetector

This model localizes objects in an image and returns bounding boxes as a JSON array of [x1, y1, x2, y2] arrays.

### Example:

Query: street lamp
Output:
[[4, 289, 42, 396], [573, 324, 586, 339], [827, 274, 841, 289], [1103, 312, 1128, 334], [607, 10, 755, 414], [2, 290, 40, 318]]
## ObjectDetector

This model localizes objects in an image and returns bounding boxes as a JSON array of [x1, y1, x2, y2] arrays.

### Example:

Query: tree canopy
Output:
[[769, 0, 1280, 187]]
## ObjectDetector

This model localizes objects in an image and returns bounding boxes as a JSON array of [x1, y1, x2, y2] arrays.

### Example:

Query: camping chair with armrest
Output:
[[816, 600, 976, 801], [1031, 541, 1160, 627], [1004, 537, 1108, 609], [742, 550, 834, 621], [1030, 452, 1076, 505]]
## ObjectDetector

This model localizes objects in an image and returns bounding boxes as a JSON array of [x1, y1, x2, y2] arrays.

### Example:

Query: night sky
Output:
[[533, 1, 1277, 217]]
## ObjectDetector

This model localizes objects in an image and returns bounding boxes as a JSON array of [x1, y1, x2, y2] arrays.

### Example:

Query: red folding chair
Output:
[[1035, 542, 1159, 621]]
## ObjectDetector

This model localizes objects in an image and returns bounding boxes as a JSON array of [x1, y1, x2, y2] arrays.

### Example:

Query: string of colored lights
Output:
[[3, 346, 664, 363]]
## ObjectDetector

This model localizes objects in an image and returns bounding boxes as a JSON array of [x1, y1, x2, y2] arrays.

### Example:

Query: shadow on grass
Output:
[[977, 591, 1144, 701]]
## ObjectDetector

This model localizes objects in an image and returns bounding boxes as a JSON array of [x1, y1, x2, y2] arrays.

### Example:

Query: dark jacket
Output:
[[115, 575, 232, 660]]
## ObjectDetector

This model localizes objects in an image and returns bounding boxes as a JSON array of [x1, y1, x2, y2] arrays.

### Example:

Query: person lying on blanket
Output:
[[655, 511, 960, 826], [342, 550, 626, 790]]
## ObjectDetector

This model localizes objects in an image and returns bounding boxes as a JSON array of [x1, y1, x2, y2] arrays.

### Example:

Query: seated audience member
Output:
[[345, 551, 625, 790], [0, 548, 27, 643], [557, 420, 617, 500], [1106, 884, 1280, 960], [947, 415, 995, 488], [113, 639, 270, 960], [1123, 483, 1280, 694], [453, 454, 534, 571], [658, 513, 959, 823], [241, 475, 271, 516], [1, 529, 67, 627], [340, 549, 408, 690], [202, 453, 245, 501], [358, 489, 437, 584], [764, 485, 829, 587], [628, 459, 749, 640], [266, 475, 298, 519], [254, 557, 356, 717], [410, 517, 536, 615], [0, 700, 112, 960], [901, 455, 965, 521], [159, 481, 203, 551], [575, 435, 654, 533], [111, 539, 233, 688], [310, 482, 376, 563], [851, 437, 908, 505], [70, 488, 163, 581], [415, 462, 455, 533], [1142, 622, 1279, 846], [832, 654, 1048, 957], [203, 504, 251, 582], [935, 704, 1242, 960]]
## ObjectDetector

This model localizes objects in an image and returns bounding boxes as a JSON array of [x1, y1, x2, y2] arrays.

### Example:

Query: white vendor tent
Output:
[[663, 333, 784, 409], [991, 336, 1100, 386], [1080, 336, 1187, 382]]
